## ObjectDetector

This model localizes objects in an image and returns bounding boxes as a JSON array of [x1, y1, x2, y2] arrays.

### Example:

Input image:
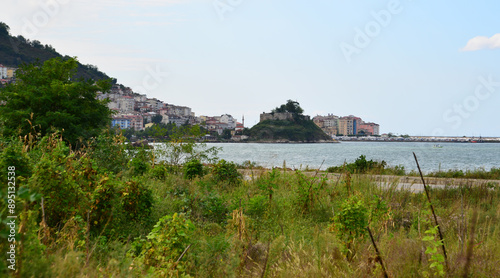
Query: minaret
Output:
[[242, 115, 245, 127]]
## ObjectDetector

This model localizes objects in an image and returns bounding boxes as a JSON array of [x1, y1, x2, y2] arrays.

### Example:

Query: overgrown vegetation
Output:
[[1, 132, 499, 277]]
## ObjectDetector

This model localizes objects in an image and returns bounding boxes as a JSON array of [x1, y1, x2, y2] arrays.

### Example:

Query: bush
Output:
[[129, 213, 194, 276], [88, 132, 129, 174], [184, 159, 204, 180], [28, 137, 85, 227], [327, 155, 387, 174], [0, 138, 32, 184], [331, 195, 368, 255], [151, 162, 169, 180], [211, 159, 241, 186], [119, 179, 153, 223], [246, 195, 268, 218], [200, 193, 228, 224], [127, 147, 153, 176]]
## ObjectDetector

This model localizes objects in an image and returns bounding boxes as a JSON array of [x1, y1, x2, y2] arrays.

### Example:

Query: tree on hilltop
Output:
[[272, 99, 304, 115], [0, 22, 10, 36], [0, 57, 113, 148]]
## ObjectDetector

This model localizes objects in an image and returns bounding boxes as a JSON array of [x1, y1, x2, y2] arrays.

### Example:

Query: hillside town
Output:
[[2, 64, 381, 140], [100, 85, 244, 137]]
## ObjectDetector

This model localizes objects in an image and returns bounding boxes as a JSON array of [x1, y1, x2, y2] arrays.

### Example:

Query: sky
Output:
[[2, 0, 500, 136]]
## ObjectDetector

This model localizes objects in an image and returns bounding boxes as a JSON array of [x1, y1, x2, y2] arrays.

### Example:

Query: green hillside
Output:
[[249, 119, 332, 142], [0, 22, 113, 82], [249, 100, 333, 142]]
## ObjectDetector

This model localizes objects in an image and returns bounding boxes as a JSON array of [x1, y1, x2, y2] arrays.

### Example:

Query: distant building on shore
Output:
[[313, 114, 379, 136]]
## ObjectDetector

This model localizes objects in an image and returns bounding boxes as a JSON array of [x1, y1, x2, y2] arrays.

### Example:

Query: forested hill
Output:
[[248, 100, 333, 143], [0, 22, 113, 82]]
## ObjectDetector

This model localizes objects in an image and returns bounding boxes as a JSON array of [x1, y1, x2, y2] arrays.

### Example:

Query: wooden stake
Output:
[[367, 226, 389, 278], [413, 152, 448, 270]]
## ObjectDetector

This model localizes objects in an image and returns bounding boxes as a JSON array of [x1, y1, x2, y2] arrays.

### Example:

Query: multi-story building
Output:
[[147, 98, 164, 110], [357, 122, 380, 136], [161, 115, 170, 125], [165, 104, 191, 117], [313, 114, 339, 136], [169, 116, 188, 126], [220, 114, 237, 129], [107, 101, 119, 110], [134, 94, 147, 102], [119, 96, 135, 113], [129, 115, 144, 131], [112, 117, 131, 130], [315, 114, 379, 136], [324, 115, 339, 129], [200, 115, 240, 135], [111, 114, 144, 131], [338, 116, 362, 135]]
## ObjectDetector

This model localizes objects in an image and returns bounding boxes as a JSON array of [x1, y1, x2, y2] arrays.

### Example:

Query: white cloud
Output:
[[461, 33, 500, 51]]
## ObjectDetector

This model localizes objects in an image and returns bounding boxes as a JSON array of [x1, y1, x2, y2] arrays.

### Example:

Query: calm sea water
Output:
[[205, 142, 500, 173]]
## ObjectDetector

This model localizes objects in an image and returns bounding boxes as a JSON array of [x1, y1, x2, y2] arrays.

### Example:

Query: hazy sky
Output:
[[2, 0, 500, 136]]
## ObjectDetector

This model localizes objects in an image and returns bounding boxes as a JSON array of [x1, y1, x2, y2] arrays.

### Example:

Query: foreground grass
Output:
[[112, 173, 500, 277], [1, 137, 499, 277]]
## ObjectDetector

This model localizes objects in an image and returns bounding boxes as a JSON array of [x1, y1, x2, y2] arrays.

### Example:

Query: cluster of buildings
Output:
[[0, 64, 16, 85], [101, 85, 243, 135], [313, 114, 379, 136]]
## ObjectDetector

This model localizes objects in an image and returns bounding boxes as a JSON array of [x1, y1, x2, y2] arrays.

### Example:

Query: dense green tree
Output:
[[222, 129, 232, 140], [272, 99, 304, 115], [151, 114, 163, 124], [0, 57, 113, 147], [0, 22, 9, 36]]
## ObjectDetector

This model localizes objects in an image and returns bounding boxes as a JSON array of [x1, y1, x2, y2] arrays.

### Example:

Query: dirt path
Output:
[[238, 169, 499, 192]]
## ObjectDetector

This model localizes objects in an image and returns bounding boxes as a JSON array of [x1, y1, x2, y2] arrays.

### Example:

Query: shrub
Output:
[[89, 175, 118, 233], [422, 225, 446, 277], [127, 147, 153, 176], [294, 170, 323, 213], [211, 159, 241, 186], [327, 155, 387, 174], [129, 213, 195, 276], [28, 137, 85, 227], [151, 162, 169, 180], [88, 132, 129, 174], [331, 195, 368, 257], [0, 138, 32, 184], [119, 179, 153, 223], [257, 167, 279, 201], [184, 159, 204, 180], [246, 195, 268, 218], [200, 193, 228, 224]]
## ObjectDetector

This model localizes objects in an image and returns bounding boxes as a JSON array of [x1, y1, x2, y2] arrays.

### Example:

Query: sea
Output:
[[205, 142, 500, 173]]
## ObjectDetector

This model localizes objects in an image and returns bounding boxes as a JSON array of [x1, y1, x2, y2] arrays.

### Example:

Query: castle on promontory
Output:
[[260, 112, 310, 122]]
